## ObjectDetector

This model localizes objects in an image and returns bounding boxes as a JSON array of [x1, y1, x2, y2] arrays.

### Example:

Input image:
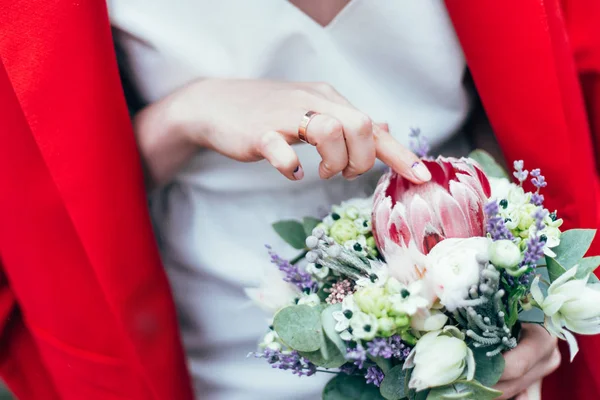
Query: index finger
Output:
[[373, 125, 431, 183]]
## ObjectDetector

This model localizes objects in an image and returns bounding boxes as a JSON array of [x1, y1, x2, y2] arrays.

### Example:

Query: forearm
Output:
[[132, 92, 198, 189]]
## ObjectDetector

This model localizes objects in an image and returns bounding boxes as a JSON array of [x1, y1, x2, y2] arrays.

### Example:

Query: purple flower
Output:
[[531, 193, 545, 207], [266, 246, 317, 292], [485, 201, 514, 241], [253, 349, 317, 377], [521, 208, 548, 267], [346, 342, 367, 369], [409, 128, 430, 158], [365, 366, 385, 387], [531, 169, 547, 190], [513, 160, 529, 183], [390, 335, 412, 360], [366, 338, 394, 359]]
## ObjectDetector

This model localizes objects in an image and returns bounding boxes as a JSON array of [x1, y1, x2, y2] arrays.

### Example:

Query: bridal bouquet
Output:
[[246, 142, 600, 399]]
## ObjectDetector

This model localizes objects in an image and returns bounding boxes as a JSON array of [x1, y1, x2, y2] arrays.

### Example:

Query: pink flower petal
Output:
[[435, 187, 471, 238]]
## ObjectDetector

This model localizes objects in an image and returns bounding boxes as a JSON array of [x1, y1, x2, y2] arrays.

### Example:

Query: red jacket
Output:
[[0, 0, 599, 399]]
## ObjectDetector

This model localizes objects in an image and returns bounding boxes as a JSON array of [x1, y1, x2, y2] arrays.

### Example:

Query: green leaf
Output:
[[371, 356, 393, 374], [506, 286, 526, 327], [426, 381, 502, 400], [552, 229, 597, 269], [468, 150, 509, 179], [575, 256, 600, 281], [273, 305, 322, 352], [300, 337, 346, 368], [472, 349, 505, 387], [321, 304, 347, 355], [303, 217, 322, 237], [323, 374, 386, 400], [272, 220, 308, 250], [546, 257, 567, 283], [518, 307, 545, 324], [380, 365, 407, 400]]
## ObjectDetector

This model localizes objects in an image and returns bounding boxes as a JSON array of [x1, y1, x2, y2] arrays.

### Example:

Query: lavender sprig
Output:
[[252, 349, 317, 377], [485, 201, 514, 241], [521, 208, 548, 267], [513, 160, 529, 184], [346, 342, 367, 369], [266, 245, 317, 292], [409, 128, 430, 158], [365, 366, 385, 387]]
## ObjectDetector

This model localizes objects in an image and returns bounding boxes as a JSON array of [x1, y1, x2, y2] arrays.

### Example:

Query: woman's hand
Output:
[[135, 79, 431, 187], [494, 323, 561, 399]]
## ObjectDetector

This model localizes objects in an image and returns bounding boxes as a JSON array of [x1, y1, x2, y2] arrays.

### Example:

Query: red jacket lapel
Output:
[[446, 1, 600, 399], [0, 0, 193, 398]]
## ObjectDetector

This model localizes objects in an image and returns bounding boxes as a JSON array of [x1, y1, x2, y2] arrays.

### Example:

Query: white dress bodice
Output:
[[109, 1, 471, 398]]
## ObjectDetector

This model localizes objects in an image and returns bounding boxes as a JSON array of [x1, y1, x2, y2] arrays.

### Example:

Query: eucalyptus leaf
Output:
[[518, 307, 545, 324], [323, 374, 386, 400], [273, 305, 322, 352], [546, 257, 567, 283], [468, 150, 509, 179], [272, 220, 308, 250], [552, 229, 596, 269], [303, 217, 322, 237], [371, 356, 393, 374], [300, 337, 346, 368], [380, 365, 407, 400], [472, 349, 505, 386], [575, 256, 600, 281], [321, 304, 347, 355], [426, 381, 501, 400]]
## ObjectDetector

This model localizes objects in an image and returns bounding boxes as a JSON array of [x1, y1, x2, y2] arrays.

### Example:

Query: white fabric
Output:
[[109, 1, 472, 399]]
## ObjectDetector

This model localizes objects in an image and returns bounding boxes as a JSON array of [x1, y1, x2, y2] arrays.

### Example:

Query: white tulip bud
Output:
[[405, 330, 475, 391]]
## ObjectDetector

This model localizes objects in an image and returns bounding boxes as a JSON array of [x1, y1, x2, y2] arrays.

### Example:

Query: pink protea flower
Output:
[[372, 157, 491, 282]]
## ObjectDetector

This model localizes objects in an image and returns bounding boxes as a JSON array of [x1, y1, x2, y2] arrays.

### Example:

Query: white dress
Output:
[[109, 1, 472, 399]]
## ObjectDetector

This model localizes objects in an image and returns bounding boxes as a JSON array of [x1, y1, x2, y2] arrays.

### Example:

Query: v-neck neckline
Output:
[[285, 0, 357, 31]]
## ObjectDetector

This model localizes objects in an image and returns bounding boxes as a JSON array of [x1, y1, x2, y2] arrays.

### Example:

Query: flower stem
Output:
[[316, 369, 340, 375], [290, 250, 308, 265]]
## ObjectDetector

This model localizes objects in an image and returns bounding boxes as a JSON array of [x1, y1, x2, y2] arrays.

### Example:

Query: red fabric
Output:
[[446, 0, 600, 399], [0, 1, 193, 399]]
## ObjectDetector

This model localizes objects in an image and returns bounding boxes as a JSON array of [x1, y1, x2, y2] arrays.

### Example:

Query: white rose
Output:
[[405, 329, 475, 391], [425, 237, 490, 311], [245, 267, 300, 313], [531, 266, 600, 360]]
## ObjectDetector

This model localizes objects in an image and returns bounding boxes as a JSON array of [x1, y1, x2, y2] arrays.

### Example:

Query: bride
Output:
[[110, 1, 560, 399]]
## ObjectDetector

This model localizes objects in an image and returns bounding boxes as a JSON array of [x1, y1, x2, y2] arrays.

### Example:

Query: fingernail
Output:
[[411, 161, 431, 182], [346, 175, 358, 181], [293, 165, 304, 180]]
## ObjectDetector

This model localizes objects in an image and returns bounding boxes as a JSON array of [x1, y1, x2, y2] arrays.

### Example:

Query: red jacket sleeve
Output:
[[0, 1, 193, 399]]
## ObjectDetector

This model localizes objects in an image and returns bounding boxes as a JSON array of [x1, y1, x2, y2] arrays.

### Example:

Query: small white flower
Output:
[[332, 310, 350, 332], [259, 331, 283, 351], [531, 266, 600, 360], [390, 280, 430, 316], [344, 235, 368, 257], [349, 312, 379, 341], [540, 225, 561, 257], [333, 295, 358, 339], [425, 237, 490, 311], [405, 330, 475, 391], [306, 262, 330, 280], [297, 293, 321, 307], [356, 260, 389, 287], [354, 218, 372, 235]]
